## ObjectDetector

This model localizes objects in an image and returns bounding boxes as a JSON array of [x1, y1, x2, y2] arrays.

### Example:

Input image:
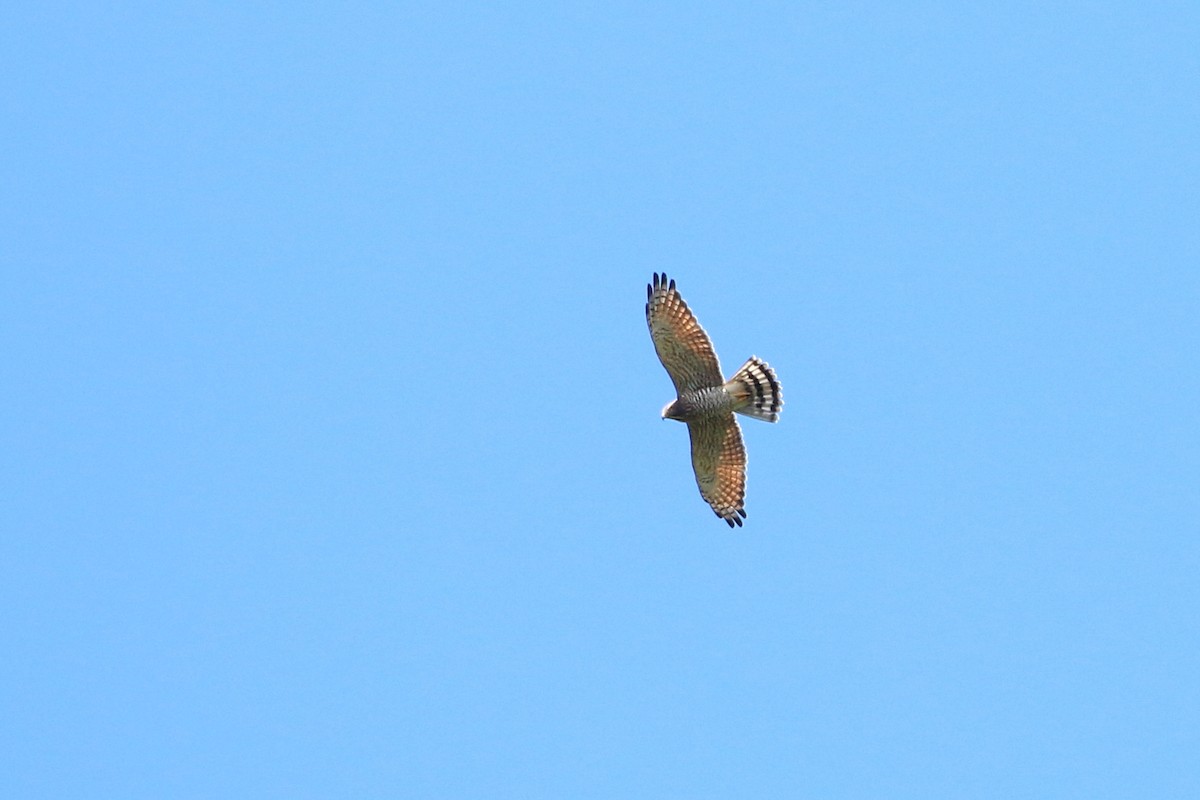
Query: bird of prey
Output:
[[646, 273, 783, 527]]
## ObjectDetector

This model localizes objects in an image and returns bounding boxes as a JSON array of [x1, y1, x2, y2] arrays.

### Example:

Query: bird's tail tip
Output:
[[727, 356, 783, 423]]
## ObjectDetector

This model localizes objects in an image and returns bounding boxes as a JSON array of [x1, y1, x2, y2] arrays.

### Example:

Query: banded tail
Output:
[[727, 356, 783, 423]]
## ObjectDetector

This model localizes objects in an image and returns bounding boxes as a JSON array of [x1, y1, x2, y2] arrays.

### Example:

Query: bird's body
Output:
[[661, 386, 737, 422], [645, 273, 782, 527]]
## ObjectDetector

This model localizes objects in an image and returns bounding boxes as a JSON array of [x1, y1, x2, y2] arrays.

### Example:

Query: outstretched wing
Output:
[[687, 414, 748, 527], [646, 273, 724, 393]]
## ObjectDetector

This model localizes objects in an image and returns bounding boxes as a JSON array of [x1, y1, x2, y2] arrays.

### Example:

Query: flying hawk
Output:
[[646, 273, 783, 527]]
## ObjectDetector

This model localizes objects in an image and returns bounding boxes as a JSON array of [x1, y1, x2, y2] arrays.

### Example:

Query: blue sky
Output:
[[3, 2, 1198, 797]]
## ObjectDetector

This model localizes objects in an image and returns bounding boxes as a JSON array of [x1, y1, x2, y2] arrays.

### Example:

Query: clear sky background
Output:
[[3, 3, 1198, 797]]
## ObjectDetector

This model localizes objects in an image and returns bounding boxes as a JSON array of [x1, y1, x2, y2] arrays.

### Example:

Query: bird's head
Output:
[[661, 398, 688, 422]]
